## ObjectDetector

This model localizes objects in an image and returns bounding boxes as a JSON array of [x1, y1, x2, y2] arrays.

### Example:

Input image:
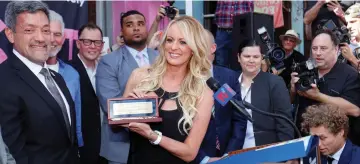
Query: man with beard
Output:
[[46, 10, 83, 153], [96, 10, 158, 164]]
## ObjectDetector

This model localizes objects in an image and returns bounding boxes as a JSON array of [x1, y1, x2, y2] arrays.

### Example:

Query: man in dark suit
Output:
[[193, 30, 247, 164], [68, 23, 103, 164], [302, 104, 360, 164], [0, 1, 78, 164]]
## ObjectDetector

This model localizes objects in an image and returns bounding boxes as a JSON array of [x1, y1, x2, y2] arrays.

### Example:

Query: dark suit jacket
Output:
[[193, 66, 247, 163], [0, 53, 78, 164], [68, 55, 101, 164], [338, 139, 360, 164], [240, 71, 294, 146]]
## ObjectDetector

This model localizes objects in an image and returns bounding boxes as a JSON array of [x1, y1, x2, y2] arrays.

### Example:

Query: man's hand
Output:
[[290, 72, 300, 93], [327, 1, 345, 18], [156, 5, 167, 22], [339, 43, 359, 64], [297, 84, 324, 102]]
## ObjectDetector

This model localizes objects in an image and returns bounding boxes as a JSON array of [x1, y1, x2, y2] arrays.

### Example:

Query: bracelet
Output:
[[150, 130, 162, 145]]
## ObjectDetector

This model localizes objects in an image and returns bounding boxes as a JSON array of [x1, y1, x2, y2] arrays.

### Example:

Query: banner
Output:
[[254, 1, 284, 28], [0, 0, 88, 63]]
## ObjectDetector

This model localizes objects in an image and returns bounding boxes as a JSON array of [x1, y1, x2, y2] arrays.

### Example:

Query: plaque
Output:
[[107, 96, 162, 124]]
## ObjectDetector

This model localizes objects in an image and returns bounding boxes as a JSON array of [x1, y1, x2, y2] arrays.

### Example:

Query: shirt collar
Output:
[[47, 60, 60, 73], [13, 49, 47, 75], [77, 54, 98, 71], [331, 142, 346, 161], [125, 45, 148, 59]]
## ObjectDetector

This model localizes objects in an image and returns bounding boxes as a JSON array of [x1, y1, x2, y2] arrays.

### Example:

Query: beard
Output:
[[49, 47, 61, 57], [124, 37, 147, 47]]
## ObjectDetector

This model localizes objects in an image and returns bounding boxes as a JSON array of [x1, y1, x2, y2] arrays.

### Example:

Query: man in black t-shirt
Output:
[[275, 29, 307, 88], [304, 0, 356, 37], [290, 30, 360, 145]]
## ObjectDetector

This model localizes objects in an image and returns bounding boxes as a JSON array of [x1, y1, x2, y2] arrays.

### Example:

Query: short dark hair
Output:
[[78, 22, 103, 38], [313, 29, 339, 46], [237, 39, 260, 56], [120, 10, 146, 28]]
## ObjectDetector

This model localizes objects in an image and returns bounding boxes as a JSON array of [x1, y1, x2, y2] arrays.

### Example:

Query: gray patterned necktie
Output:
[[39, 68, 71, 137]]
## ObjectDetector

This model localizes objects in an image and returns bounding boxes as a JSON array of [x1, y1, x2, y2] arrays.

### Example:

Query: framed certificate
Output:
[[107, 96, 162, 124]]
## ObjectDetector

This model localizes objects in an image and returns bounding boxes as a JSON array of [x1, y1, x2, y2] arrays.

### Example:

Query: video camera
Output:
[[292, 59, 319, 91], [320, 19, 351, 63], [257, 26, 286, 70], [164, 0, 177, 20]]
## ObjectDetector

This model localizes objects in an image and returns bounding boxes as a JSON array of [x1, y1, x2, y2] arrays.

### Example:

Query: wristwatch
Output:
[[150, 130, 162, 145]]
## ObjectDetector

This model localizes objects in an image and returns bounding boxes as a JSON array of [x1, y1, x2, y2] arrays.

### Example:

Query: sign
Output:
[[254, 1, 284, 28]]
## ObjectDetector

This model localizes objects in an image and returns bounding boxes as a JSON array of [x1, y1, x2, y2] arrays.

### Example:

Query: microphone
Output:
[[206, 77, 253, 122]]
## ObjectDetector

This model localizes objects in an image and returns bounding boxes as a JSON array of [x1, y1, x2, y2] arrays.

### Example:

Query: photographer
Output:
[[290, 30, 360, 145], [147, 1, 179, 45], [275, 30, 307, 88], [341, 3, 360, 70], [304, 0, 355, 38]]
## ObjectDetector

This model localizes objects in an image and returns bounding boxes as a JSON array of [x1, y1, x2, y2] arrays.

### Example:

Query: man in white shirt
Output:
[[0, 1, 78, 163], [302, 104, 360, 164]]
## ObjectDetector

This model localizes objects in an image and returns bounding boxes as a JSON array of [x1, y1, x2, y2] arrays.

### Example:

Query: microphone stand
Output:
[[240, 100, 302, 138]]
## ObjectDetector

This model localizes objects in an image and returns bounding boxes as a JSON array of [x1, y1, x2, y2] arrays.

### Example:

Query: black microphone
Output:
[[206, 77, 253, 122]]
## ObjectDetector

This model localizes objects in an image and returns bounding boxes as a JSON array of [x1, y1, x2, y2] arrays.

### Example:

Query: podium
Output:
[[213, 136, 324, 164]]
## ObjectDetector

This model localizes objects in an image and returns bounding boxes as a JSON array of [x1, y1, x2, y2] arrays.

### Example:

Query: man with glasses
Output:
[[69, 22, 103, 164], [274, 29, 307, 88]]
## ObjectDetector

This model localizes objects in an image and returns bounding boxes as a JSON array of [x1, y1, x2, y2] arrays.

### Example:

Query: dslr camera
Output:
[[164, 0, 177, 20], [257, 26, 286, 70], [292, 59, 319, 91], [320, 19, 351, 63]]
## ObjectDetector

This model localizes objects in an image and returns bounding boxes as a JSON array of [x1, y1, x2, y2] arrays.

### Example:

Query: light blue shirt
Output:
[[125, 45, 150, 66], [49, 59, 83, 147]]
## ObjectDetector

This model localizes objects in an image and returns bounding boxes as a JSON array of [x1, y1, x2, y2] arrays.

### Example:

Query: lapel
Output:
[[71, 55, 96, 96], [147, 48, 157, 64], [250, 71, 265, 112], [9, 55, 71, 141], [120, 46, 140, 70], [51, 70, 75, 143], [338, 140, 353, 164]]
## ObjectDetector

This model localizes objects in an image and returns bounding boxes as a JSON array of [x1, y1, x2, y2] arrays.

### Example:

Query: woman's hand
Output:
[[128, 122, 157, 141], [124, 88, 147, 98]]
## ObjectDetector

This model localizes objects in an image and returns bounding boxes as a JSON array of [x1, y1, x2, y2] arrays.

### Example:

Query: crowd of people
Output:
[[0, 1, 360, 164]]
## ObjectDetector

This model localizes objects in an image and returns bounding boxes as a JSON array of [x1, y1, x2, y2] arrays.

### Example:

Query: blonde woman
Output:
[[122, 16, 214, 164]]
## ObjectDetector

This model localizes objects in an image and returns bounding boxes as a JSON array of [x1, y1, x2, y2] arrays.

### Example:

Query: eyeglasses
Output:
[[284, 37, 296, 43], [79, 39, 104, 47]]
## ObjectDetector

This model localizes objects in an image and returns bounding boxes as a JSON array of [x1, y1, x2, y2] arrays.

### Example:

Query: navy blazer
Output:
[[193, 66, 247, 163], [338, 140, 360, 164]]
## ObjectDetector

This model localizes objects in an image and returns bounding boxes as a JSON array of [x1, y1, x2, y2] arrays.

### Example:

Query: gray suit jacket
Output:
[[0, 128, 15, 164], [96, 46, 158, 163]]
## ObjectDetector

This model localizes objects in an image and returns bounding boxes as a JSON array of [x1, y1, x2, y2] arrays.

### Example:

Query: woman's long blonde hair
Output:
[[136, 16, 211, 134]]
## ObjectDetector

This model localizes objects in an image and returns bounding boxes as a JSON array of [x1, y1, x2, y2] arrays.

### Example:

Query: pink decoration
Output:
[[0, 19, 7, 32], [0, 48, 8, 64], [64, 29, 79, 60]]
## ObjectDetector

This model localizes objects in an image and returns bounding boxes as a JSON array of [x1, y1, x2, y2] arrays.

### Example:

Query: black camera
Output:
[[292, 59, 319, 91], [320, 19, 351, 63], [164, 1, 177, 20], [257, 26, 286, 70]]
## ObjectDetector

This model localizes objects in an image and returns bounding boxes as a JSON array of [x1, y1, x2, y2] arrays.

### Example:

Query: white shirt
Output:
[[78, 54, 97, 92], [329, 142, 346, 164], [125, 45, 149, 66], [13, 49, 71, 125], [239, 73, 256, 149], [47, 61, 59, 73]]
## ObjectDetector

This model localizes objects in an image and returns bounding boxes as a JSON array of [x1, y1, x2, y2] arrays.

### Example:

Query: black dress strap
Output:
[[154, 88, 180, 109]]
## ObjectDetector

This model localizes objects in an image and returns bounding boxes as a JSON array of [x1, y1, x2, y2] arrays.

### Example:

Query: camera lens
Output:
[[270, 47, 285, 62]]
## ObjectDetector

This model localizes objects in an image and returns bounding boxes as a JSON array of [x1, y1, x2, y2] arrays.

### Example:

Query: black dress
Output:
[[130, 88, 188, 164]]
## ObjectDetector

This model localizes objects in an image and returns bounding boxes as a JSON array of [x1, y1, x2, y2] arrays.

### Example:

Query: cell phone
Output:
[[339, 43, 346, 47]]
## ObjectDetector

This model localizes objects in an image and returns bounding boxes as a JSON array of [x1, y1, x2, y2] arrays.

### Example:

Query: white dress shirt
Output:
[[239, 73, 256, 149], [13, 49, 71, 124], [47, 61, 60, 73], [125, 45, 149, 66], [78, 54, 97, 92], [329, 142, 346, 164]]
